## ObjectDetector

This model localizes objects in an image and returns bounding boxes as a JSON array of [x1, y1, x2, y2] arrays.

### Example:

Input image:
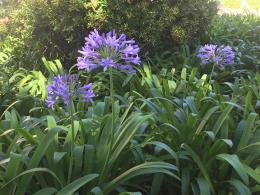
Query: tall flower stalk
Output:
[[109, 68, 115, 142], [77, 29, 141, 182], [46, 73, 95, 183], [67, 98, 75, 183]]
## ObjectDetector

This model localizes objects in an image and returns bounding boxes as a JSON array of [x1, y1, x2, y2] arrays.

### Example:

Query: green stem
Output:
[[209, 63, 216, 85], [207, 63, 216, 94], [109, 68, 115, 139], [67, 100, 75, 184], [99, 68, 115, 183]]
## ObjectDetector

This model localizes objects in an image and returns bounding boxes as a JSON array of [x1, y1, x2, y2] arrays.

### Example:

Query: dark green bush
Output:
[[1, 0, 90, 69], [105, 0, 218, 54], [1, 0, 217, 69]]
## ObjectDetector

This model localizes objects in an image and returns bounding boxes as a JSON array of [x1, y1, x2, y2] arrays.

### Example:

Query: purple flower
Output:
[[197, 44, 217, 65], [46, 73, 95, 109], [78, 83, 95, 103], [197, 44, 235, 67], [77, 29, 141, 73], [215, 45, 235, 65], [100, 58, 117, 71]]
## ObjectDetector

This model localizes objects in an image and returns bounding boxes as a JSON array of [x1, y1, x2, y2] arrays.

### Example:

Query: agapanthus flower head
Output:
[[46, 73, 95, 109], [77, 29, 141, 73], [197, 44, 235, 67]]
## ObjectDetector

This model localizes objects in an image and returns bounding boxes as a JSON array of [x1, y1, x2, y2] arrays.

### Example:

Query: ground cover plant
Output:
[[0, 1, 260, 194]]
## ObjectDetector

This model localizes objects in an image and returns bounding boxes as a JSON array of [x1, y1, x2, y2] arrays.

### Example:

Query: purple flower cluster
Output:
[[197, 44, 235, 67], [77, 29, 141, 73], [215, 45, 235, 66], [197, 44, 217, 65], [46, 73, 95, 109]]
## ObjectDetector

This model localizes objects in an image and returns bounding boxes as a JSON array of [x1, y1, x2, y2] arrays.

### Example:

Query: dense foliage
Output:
[[0, 62, 260, 194], [0, 1, 260, 194], [0, 0, 217, 69]]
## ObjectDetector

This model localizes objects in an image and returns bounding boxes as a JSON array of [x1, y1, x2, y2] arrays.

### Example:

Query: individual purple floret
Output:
[[46, 73, 95, 109], [77, 29, 141, 73], [197, 44, 235, 67]]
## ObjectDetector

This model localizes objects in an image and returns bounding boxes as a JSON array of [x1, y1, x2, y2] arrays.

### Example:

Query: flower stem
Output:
[[67, 100, 75, 184], [109, 68, 115, 139], [207, 63, 216, 93], [99, 68, 115, 183], [209, 63, 216, 84]]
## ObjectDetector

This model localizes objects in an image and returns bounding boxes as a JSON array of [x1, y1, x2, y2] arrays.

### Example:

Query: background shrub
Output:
[[105, 0, 218, 54], [0, 0, 218, 69], [1, 0, 89, 69], [206, 14, 260, 70]]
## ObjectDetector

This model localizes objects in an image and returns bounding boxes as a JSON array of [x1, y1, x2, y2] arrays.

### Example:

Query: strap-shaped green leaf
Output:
[[217, 154, 249, 185], [56, 174, 99, 195]]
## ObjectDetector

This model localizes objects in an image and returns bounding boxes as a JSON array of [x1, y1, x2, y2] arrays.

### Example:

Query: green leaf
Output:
[[90, 186, 103, 195], [17, 128, 39, 145], [83, 145, 95, 175], [54, 59, 63, 74], [195, 106, 219, 135], [151, 173, 164, 195], [3, 153, 23, 194], [189, 68, 197, 83], [56, 174, 99, 195], [103, 162, 179, 194], [119, 192, 142, 195], [74, 145, 84, 177], [5, 153, 22, 181], [182, 144, 214, 193], [244, 164, 260, 184], [181, 68, 187, 81], [228, 179, 251, 195], [47, 116, 57, 129], [146, 141, 177, 159], [208, 139, 233, 157], [181, 168, 190, 195], [33, 187, 57, 195], [1, 168, 62, 190], [110, 114, 151, 166], [15, 128, 61, 195], [213, 104, 234, 135], [251, 185, 260, 193], [216, 154, 249, 185], [237, 113, 257, 151], [244, 91, 253, 118], [54, 152, 67, 164], [196, 178, 210, 195], [238, 142, 260, 154]]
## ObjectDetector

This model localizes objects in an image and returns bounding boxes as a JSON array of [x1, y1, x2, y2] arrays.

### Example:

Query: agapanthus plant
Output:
[[77, 29, 141, 73], [46, 73, 95, 109], [197, 44, 235, 68], [77, 29, 141, 179]]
